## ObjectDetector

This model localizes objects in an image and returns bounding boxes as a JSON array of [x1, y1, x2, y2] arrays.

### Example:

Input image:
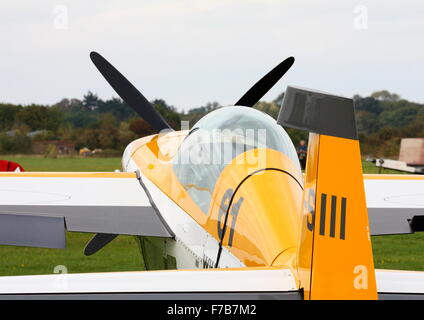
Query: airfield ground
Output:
[[0, 155, 422, 275]]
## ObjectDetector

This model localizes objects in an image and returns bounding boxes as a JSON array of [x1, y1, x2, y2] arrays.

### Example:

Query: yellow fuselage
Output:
[[126, 130, 304, 271]]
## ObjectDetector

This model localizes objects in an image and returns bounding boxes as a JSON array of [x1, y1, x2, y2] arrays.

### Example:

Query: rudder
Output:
[[278, 86, 377, 300]]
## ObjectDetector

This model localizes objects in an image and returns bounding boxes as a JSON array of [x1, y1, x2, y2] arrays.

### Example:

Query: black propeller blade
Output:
[[84, 233, 119, 256], [235, 56, 295, 107], [90, 51, 172, 132]]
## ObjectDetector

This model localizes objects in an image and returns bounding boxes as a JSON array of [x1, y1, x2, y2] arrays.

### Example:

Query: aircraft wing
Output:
[[0, 171, 173, 249], [365, 174, 424, 235]]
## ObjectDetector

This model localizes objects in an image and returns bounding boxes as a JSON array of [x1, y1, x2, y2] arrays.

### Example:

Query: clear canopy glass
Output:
[[173, 106, 300, 214]]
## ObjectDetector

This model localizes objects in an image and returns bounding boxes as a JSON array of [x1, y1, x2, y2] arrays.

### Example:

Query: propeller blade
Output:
[[235, 56, 295, 107], [90, 51, 172, 132], [84, 233, 118, 256]]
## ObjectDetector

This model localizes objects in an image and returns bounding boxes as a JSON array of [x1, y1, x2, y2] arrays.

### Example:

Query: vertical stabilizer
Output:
[[278, 86, 377, 300]]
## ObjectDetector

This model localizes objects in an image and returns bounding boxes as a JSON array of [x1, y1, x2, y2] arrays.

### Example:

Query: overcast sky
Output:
[[1, 0, 423, 111]]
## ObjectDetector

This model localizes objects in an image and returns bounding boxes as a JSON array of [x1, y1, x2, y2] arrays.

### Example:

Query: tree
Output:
[[54, 98, 84, 112], [255, 101, 280, 119], [378, 107, 419, 128], [0, 133, 31, 154], [98, 97, 137, 121], [356, 111, 379, 134], [152, 99, 181, 130], [129, 119, 155, 136], [75, 128, 99, 150], [97, 113, 118, 149], [15, 105, 63, 131], [0, 104, 22, 130], [83, 91, 101, 111], [354, 96, 382, 115], [117, 122, 138, 152], [181, 101, 221, 126], [371, 90, 401, 102], [273, 92, 285, 106]]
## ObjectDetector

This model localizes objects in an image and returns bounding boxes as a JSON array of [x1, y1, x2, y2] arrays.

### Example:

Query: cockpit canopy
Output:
[[173, 106, 301, 213]]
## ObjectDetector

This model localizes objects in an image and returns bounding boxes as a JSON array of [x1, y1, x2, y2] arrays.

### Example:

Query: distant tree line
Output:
[[0, 90, 423, 157], [354, 90, 424, 157], [0, 92, 182, 154]]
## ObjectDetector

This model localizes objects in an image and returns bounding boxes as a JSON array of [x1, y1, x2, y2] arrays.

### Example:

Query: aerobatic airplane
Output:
[[0, 52, 424, 299]]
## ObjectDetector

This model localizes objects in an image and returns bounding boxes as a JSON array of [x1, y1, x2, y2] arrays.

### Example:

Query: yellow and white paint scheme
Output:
[[122, 106, 304, 272], [118, 105, 424, 299], [1, 105, 424, 299]]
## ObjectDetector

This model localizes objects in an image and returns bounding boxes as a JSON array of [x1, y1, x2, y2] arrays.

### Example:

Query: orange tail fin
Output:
[[278, 86, 377, 300]]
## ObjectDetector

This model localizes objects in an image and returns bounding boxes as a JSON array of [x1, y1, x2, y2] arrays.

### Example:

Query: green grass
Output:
[[0, 156, 422, 275], [362, 160, 407, 175], [0, 233, 144, 276], [372, 233, 424, 271], [1, 155, 122, 172]]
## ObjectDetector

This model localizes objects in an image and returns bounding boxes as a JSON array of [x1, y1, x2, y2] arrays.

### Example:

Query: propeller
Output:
[[84, 52, 295, 256], [90, 51, 172, 132], [84, 233, 118, 256], [235, 56, 295, 107], [85, 51, 177, 256]]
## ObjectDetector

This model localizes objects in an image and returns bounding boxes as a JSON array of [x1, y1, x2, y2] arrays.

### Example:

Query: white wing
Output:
[[0, 171, 173, 249], [365, 174, 424, 235]]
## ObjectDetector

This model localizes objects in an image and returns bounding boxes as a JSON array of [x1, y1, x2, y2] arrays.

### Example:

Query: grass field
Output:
[[362, 160, 406, 175], [1, 155, 122, 172], [0, 155, 422, 276], [0, 233, 145, 276]]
